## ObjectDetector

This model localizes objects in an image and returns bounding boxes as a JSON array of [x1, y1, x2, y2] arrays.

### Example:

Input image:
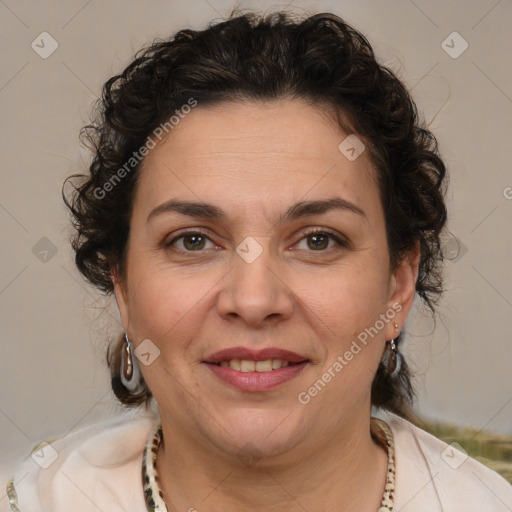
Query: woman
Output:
[[5, 10, 512, 512]]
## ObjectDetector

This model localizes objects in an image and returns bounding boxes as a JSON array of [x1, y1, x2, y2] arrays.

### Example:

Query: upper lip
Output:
[[203, 346, 309, 364]]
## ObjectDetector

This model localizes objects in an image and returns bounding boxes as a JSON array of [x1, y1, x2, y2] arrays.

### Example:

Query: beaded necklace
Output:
[[142, 417, 395, 511]]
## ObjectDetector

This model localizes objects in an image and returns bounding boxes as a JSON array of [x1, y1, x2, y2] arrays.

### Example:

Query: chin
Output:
[[207, 407, 306, 462]]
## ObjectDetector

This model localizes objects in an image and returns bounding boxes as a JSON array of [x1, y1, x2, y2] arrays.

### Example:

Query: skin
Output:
[[113, 99, 420, 511]]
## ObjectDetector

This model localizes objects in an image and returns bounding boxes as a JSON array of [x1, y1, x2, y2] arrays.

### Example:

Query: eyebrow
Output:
[[146, 197, 366, 224]]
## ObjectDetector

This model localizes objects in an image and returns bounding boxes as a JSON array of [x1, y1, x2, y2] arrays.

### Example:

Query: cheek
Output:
[[125, 263, 207, 345], [298, 264, 390, 336], [125, 269, 207, 397]]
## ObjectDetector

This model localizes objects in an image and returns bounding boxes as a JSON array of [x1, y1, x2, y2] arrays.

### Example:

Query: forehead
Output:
[[134, 99, 380, 222]]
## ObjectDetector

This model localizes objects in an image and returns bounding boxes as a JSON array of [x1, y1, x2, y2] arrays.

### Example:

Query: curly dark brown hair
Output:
[[63, 10, 448, 416]]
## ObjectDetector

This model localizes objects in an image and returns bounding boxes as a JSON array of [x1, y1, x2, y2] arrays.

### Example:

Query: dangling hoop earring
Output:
[[384, 339, 402, 377], [383, 323, 402, 377], [120, 334, 142, 392]]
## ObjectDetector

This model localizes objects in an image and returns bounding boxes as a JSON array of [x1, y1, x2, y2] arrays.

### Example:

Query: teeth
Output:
[[255, 360, 272, 372], [229, 359, 241, 371], [240, 360, 255, 372], [218, 358, 295, 372]]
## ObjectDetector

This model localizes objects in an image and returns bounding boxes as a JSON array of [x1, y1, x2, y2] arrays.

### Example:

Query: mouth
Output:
[[206, 358, 307, 372], [203, 346, 310, 369], [202, 347, 310, 391]]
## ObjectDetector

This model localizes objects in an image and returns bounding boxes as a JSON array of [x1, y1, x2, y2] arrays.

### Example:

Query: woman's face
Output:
[[114, 99, 418, 460]]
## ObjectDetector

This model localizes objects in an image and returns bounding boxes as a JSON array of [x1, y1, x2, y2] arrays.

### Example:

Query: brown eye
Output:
[[182, 234, 207, 251], [295, 229, 346, 252], [166, 231, 216, 252], [307, 233, 330, 250]]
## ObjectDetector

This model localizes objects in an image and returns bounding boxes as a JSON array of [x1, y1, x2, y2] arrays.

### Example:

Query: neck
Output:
[[155, 410, 388, 512]]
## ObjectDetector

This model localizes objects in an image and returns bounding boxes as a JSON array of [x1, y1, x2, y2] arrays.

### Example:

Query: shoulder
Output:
[[4, 410, 157, 512], [379, 410, 512, 511]]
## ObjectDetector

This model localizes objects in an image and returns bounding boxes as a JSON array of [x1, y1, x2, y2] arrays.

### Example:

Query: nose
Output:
[[216, 241, 294, 329]]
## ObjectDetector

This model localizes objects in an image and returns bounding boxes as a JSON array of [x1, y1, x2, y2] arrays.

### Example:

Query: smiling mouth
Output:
[[206, 359, 310, 372]]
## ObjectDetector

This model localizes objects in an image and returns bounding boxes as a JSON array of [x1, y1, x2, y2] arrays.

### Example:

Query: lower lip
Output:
[[204, 362, 309, 392]]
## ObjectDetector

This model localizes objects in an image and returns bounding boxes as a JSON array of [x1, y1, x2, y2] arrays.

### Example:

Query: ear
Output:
[[385, 241, 420, 339], [111, 267, 130, 333]]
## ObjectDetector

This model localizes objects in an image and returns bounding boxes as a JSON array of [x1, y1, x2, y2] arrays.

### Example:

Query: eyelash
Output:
[[164, 227, 348, 254]]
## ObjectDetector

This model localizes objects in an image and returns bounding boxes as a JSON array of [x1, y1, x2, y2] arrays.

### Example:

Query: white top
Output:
[[4, 409, 512, 511]]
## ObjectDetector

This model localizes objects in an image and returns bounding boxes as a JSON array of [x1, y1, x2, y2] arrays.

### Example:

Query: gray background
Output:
[[1, 0, 511, 492]]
